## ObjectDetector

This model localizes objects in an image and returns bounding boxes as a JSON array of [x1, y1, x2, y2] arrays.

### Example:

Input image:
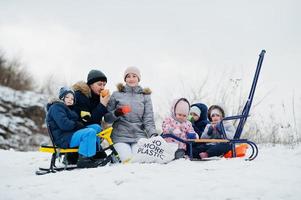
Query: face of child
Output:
[[90, 81, 106, 95], [211, 113, 222, 123], [64, 93, 74, 106], [190, 112, 200, 122], [125, 73, 139, 87], [175, 113, 187, 123]]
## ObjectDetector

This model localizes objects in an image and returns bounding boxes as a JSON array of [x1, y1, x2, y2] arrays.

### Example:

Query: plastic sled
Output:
[[36, 127, 121, 175]]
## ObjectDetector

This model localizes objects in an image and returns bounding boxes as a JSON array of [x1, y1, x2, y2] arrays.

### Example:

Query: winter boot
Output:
[[174, 149, 186, 159], [93, 151, 107, 159], [64, 153, 79, 165], [77, 155, 111, 168]]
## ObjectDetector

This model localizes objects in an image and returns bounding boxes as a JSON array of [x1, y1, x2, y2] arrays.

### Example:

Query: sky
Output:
[[0, 0, 300, 121]]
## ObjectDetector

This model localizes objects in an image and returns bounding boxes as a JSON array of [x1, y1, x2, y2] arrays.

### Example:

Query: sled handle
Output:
[[260, 49, 266, 56]]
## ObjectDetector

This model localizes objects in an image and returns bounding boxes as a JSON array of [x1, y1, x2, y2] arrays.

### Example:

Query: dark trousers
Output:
[[187, 143, 232, 158]]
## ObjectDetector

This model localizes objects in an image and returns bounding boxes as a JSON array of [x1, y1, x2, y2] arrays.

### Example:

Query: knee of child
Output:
[[81, 128, 97, 138], [88, 124, 102, 133]]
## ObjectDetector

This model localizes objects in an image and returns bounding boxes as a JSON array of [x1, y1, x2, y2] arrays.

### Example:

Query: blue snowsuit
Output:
[[46, 100, 102, 157]]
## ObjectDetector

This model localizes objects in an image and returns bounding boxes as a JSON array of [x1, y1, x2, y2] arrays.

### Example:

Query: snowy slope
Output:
[[1, 145, 301, 200]]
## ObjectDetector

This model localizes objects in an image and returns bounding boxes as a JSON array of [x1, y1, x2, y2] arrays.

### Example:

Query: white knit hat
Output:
[[124, 66, 141, 81], [190, 106, 201, 117]]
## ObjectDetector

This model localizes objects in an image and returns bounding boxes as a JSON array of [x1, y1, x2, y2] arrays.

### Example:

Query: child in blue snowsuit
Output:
[[189, 103, 210, 137], [46, 87, 109, 168]]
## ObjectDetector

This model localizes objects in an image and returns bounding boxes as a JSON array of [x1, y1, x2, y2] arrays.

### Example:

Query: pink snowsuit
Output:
[[162, 98, 198, 150]]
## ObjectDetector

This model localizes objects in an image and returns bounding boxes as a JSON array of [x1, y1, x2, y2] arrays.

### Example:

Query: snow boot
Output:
[[77, 155, 111, 168], [93, 151, 107, 160], [174, 149, 186, 159], [64, 153, 79, 165]]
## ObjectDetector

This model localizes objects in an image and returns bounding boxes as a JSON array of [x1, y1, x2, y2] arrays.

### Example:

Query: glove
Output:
[[114, 105, 132, 117], [75, 122, 85, 130], [186, 132, 197, 139], [80, 111, 91, 123], [82, 115, 91, 123]]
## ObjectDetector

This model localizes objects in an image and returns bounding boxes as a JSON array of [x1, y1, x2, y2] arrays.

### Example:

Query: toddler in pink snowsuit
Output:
[[162, 98, 198, 150]]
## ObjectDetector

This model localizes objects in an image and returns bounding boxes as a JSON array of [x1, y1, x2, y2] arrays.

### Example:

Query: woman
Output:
[[105, 66, 157, 162]]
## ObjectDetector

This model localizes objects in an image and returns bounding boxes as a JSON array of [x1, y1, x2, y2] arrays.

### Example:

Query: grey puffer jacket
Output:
[[105, 83, 157, 143]]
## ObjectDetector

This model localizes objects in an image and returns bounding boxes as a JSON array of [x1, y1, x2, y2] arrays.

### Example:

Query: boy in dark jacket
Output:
[[46, 87, 109, 168]]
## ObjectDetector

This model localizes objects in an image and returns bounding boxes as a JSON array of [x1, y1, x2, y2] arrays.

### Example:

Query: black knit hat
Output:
[[87, 69, 107, 85]]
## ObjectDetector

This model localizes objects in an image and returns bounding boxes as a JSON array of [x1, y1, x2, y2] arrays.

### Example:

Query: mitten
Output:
[[80, 111, 91, 123], [114, 105, 132, 117], [186, 132, 197, 139]]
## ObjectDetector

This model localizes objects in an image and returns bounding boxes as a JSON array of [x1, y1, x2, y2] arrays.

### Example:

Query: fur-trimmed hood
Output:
[[116, 83, 152, 95], [46, 98, 64, 111], [72, 81, 91, 98]]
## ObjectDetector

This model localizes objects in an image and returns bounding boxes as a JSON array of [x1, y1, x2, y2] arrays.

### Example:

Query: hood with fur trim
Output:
[[116, 83, 152, 94], [46, 98, 65, 111], [72, 81, 92, 98]]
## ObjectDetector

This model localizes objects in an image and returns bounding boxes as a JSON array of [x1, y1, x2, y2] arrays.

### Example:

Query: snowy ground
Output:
[[1, 145, 301, 200]]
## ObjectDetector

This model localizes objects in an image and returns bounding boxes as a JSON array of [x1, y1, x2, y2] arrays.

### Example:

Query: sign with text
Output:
[[132, 136, 177, 164]]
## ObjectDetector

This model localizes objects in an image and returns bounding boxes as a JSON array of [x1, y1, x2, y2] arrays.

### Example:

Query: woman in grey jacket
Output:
[[105, 66, 157, 162]]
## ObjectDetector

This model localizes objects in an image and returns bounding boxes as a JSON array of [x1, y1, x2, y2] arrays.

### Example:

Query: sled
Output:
[[224, 144, 248, 158], [36, 127, 120, 175], [162, 50, 266, 161]]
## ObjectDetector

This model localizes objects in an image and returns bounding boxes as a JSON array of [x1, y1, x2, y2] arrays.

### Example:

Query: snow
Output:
[[1, 145, 301, 200], [0, 86, 46, 108]]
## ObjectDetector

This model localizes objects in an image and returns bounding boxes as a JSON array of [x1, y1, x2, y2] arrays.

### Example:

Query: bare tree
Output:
[[0, 51, 34, 91]]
